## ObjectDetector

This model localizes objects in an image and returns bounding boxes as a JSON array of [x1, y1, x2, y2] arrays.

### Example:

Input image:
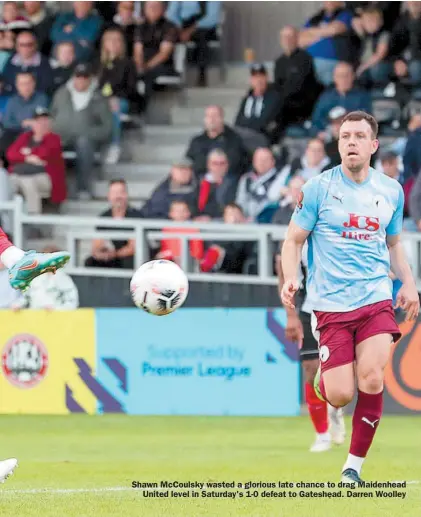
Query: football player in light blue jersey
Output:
[[280, 111, 419, 484]]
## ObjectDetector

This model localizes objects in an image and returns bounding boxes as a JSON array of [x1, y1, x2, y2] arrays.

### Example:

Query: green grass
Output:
[[0, 415, 420, 517]]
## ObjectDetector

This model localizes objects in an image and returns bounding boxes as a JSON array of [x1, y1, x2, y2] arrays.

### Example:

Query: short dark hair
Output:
[[340, 111, 378, 138], [169, 199, 191, 212], [362, 5, 382, 17], [16, 71, 35, 81], [109, 179, 127, 187]]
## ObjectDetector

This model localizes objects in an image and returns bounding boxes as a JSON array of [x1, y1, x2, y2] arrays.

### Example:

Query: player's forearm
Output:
[[281, 238, 303, 283], [389, 241, 416, 285]]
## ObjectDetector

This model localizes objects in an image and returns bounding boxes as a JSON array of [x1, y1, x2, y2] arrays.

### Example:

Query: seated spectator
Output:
[[198, 149, 237, 218], [200, 203, 255, 274], [134, 1, 178, 104], [234, 64, 282, 150], [278, 139, 331, 192], [103, 1, 140, 57], [353, 5, 392, 87], [51, 1, 102, 63], [155, 199, 204, 264], [22, 1, 55, 56], [2, 29, 52, 95], [98, 27, 137, 165], [187, 105, 248, 178], [12, 246, 79, 310], [50, 41, 76, 94], [323, 106, 346, 165], [50, 63, 112, 200], [0, 161, 13, 233], [6, 107, 66, 215], [1, 2, 30, 32], [347, 2, 402, 32], [403, 113, 421, 181], [273, 25, 322, 137], [166, 0, 221, 87], [299, 1, 354, 87], [379, 150, 402, 182], [0, 26, 15, 73], [140, 157, 201, 219], [85, 179, 142, 269], [235, 147, 285, 220], [272, 175, 306, 226], [389, 1, 421, 86], [0, 71, 48, 154], [311, 62, 371, 134]]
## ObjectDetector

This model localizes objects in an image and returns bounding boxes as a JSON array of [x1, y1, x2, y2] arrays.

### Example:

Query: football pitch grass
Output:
[[0, 414, 420, 517]]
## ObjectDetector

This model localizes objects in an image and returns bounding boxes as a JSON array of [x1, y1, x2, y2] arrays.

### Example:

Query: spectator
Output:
[[323, 106, 346, 165], [273, 25, 322, 136], [389, 1, 421, 86], [311, 62, 371, 133], [409, 170, 421, 231], [200, 203, 256, 274], [353, 5, 392, 86], [299, 1, 354, 86], [50, 41, 76, 94], [0, 71, 48, 153], [50, 63, 112, 200], [278, 139, 331, 191], [99, 27, 137, 165], [2, 30, 52, 95], [403, 113, 421, 181], [6, 107, 67, 214], [51, 1, 102, 63], [140, 158, 201, 219], [187, 105, 248, 178], [1, 2, 30, 32], [166, 1, 221, 87], [346, 2, 402, 32], [155, 199, 204, 265], [198, 149, 237, 218], [0, 162, 12, 233], [22, 1, 55, 56], [134, 1, 178, 105], [85, 179, 142, 269], [0, 27, 16, 73], [12, 246, 79, 310], [272, 175, 306, 226], [379, 150, 402, 182], [234, 64, 282, 150], [104, 1, 140, 57], [235, 147, 285, 220]]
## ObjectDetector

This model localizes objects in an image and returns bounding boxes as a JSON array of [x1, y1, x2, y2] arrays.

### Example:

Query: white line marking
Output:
[[1, 481, 420, 494]]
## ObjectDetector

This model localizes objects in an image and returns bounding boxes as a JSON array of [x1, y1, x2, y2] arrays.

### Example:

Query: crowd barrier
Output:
[[0, 308, 419, 416]]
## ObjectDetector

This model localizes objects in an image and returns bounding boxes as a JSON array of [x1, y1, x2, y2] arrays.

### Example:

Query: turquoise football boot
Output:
[[9, 250, 70, 291]]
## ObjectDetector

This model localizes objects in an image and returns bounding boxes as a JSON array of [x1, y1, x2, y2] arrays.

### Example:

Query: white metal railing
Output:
[[3, 197, 421, 288]]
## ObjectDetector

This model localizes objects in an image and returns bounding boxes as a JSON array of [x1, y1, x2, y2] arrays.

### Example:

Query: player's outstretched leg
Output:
[[341, 333, 393, 484], [0, 458, 18, 483], [0, 229, 70, 290]]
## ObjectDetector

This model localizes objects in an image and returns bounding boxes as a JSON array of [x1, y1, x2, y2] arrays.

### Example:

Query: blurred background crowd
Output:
[[0, 0, 420, 284]]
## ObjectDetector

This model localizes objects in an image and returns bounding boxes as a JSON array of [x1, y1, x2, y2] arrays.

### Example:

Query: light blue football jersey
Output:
[[291, 165, 404, 312]]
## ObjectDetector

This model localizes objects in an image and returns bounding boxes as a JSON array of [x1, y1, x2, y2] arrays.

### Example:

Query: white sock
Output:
[[342, 453, 365, 475], [317, 432, 331, 441], [1, 246, 25, 269]]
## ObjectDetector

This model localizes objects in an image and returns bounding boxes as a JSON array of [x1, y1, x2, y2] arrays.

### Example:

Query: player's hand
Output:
[[395, 282, 420, 321], [286, 313, 304, 346], [281, 278, 300, 309]]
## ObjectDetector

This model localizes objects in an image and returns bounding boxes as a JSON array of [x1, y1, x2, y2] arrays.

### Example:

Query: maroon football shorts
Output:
[[312, 300, 402, 373]]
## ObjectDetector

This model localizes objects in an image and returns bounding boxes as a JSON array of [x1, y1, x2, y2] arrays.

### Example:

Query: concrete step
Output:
[[93, 180, 156, 200], [171, 105, 237, 126], [126, 143, 186, 164], [102, 163, 170, 180], [142, 124, 202, 145], [185, 87, 244, 107]]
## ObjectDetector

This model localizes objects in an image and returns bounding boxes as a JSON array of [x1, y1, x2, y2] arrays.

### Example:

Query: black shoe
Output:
[[341, 468, 364, 485]]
